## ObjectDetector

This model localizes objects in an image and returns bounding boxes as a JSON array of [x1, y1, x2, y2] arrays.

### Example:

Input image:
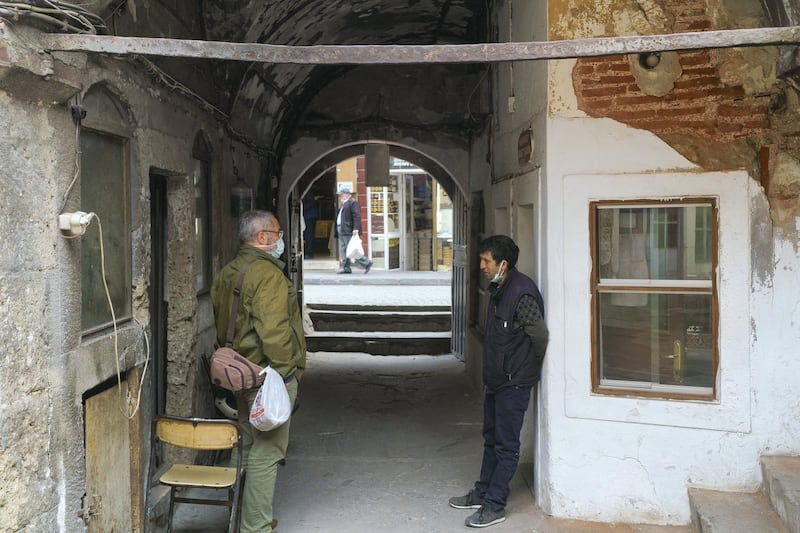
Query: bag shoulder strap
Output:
[[225, 259, 258, 347]]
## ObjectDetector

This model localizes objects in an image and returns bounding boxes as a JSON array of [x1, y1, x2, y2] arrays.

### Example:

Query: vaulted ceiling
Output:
[[197, 0, 492, 162]]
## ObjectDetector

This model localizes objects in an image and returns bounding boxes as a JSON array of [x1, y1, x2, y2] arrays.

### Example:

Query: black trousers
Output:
[[474, 385, 532, 512]]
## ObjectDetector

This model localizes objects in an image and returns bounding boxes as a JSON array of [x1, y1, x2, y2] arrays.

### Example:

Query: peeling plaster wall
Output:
[[0, 21, 229, 530], [465, 0, 550, 474], [0, 91, 78, 533], [540, 0, 800, 526]]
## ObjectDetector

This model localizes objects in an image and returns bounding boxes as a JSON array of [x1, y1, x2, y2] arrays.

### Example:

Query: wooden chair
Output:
[[150, 415, 244, 533]]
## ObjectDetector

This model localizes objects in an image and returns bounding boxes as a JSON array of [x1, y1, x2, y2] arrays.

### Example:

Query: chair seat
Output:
[[160, 464, 237, 488]]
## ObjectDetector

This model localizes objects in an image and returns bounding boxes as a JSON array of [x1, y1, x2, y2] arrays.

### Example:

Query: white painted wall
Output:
[[538, 59, 800, 525]]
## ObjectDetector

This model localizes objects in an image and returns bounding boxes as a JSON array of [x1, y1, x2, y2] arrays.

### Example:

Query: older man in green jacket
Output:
[[211, 210, 306, 533]]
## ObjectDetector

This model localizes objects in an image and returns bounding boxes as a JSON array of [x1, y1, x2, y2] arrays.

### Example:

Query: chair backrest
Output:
[[154, 416, 240, 451]]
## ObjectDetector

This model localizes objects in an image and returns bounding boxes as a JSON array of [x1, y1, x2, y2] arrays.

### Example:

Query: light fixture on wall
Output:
[[638, 52, 662, 70], [230, 145, 253, 217]]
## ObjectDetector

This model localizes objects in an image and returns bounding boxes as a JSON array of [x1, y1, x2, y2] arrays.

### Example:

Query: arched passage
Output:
[[283, 141, 469, 359]]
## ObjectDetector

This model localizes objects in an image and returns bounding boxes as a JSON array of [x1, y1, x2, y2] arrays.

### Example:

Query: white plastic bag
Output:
[[249, 366, 291, 431], [346, 236, 364, 260]]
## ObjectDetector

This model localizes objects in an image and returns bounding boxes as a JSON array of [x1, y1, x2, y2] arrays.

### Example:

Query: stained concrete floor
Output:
[[169, 353, 691, 533], [168, 266, 693, 532]]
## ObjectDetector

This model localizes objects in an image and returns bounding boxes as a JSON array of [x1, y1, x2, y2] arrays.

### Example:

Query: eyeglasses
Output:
[[259, 229, 284, 239]]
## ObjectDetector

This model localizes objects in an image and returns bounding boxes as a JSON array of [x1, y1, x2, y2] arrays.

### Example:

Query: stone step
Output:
[[307, 303, 451, 312], [688, 487, 789, 533], [308, 308, 451, 332], [762, 455, 800, 533], [305, 330, 451, 355]]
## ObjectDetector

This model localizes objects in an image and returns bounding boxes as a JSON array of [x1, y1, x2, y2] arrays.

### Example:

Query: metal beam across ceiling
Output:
[[40, 26, 800, 64]]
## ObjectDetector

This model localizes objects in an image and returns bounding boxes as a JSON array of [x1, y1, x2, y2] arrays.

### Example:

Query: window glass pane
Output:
[[81, 130, 129, 332], [598, 292, 714, 387], [193, 158, 210, 292], [597, 205, 713, 281]]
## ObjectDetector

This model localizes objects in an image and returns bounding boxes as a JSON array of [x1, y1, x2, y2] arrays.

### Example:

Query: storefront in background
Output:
[[367, 158, 452, 271]]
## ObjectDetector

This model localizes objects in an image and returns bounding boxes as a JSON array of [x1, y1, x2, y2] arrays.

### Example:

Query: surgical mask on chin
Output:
[[490, 262, 505, 284]]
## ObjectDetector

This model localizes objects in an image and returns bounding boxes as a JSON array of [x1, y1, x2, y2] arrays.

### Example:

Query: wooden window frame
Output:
[[80, 128, 132, 335], [192, 133, 213, 295], [589, 198, 719, 401]]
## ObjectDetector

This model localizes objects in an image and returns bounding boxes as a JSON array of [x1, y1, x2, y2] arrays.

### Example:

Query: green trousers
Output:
[[235, 379, 298, 533]]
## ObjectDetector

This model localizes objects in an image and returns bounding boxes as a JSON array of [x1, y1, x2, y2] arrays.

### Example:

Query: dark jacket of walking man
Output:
[[450, 234, 549, 528], [334, 188, 372, 274], [210, 210, 306, 533]]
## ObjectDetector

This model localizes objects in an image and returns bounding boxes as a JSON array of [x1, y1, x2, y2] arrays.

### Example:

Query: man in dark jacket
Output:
[[211, 210, 306, 533], [334, 188, 372, 274], [449, 235, 548, 528]]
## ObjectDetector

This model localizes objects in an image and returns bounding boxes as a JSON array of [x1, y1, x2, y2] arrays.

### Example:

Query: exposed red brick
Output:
[[610, 109, 659, 120], [576, 64, 597, 76], [710, 86, 746, 98], [662, 89, 714, 101], [686, 20, 713, 30], [594, 60, 627, 74], [586, 98, 614, 109], [674, 7, 708, 18], [609, 62, 632, 72], [717, 104, 767, 117], [599, 75, 636, 84], [581, 86, 627, 98], [654, 106, 708, 117], [679, 52, 714, 66], [742, 118, 771, 129], [680, 66, 717, 77], [716, 122, 744, 133], [674, 76, 722, 90], [631, 118, 699, 131], [615, 94, 665, 106]]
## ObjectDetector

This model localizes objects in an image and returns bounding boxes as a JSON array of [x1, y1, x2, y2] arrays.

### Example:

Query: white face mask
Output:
[[269, 237, 285, 258], [257, 236, 284, 259], [490, 261, 506, 284]]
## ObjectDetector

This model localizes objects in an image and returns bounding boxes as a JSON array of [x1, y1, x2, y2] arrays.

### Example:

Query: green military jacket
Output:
[[210, 245, 306, 381]]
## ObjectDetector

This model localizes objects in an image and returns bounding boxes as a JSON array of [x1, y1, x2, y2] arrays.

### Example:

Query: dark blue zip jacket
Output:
[[483, 268, 546, 392]]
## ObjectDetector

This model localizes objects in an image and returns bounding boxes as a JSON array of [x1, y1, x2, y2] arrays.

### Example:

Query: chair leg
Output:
[[229, 486, 240, 533], [166, 487, 176, 533]]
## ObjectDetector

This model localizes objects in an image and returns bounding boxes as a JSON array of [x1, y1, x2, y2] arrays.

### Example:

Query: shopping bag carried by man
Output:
[[345, 236, 365, 260]]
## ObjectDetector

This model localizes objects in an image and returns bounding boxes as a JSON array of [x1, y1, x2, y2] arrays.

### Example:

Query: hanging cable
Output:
[[0, 1, 107, 34]]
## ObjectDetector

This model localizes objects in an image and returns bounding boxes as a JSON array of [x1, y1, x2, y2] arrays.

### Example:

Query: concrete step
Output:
[[762, 455, 800, 533], [308, 307, 451, 332], [305, 330, 451, 355], [688, 487, 789, 533]]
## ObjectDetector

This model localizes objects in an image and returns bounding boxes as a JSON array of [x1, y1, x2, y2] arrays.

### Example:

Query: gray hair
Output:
[[239, 210, 277, 244]]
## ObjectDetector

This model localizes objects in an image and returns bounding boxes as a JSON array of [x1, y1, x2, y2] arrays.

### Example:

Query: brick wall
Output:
[[572, 0, 773, 145]]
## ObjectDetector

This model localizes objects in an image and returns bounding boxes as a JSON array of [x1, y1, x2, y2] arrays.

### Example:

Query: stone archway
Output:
[[283, 140, 470, 359]]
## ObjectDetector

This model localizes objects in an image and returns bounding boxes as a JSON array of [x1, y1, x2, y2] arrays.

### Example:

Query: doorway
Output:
[[289, 145, 467, 360], [149, 172, 168, 418]]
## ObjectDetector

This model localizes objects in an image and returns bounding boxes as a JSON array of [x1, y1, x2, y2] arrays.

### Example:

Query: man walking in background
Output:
[[449, 234, 549, 528], [334, 187, 372, 274]]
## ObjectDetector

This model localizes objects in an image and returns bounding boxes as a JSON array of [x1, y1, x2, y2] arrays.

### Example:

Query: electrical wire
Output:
[[90, 214, 122, 415], [467, 66, 490, 122], [60, 211, 148, 418], [0, 1, 106, 34], [125, 316, 151, 419], [59, 116, 80, 214]]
